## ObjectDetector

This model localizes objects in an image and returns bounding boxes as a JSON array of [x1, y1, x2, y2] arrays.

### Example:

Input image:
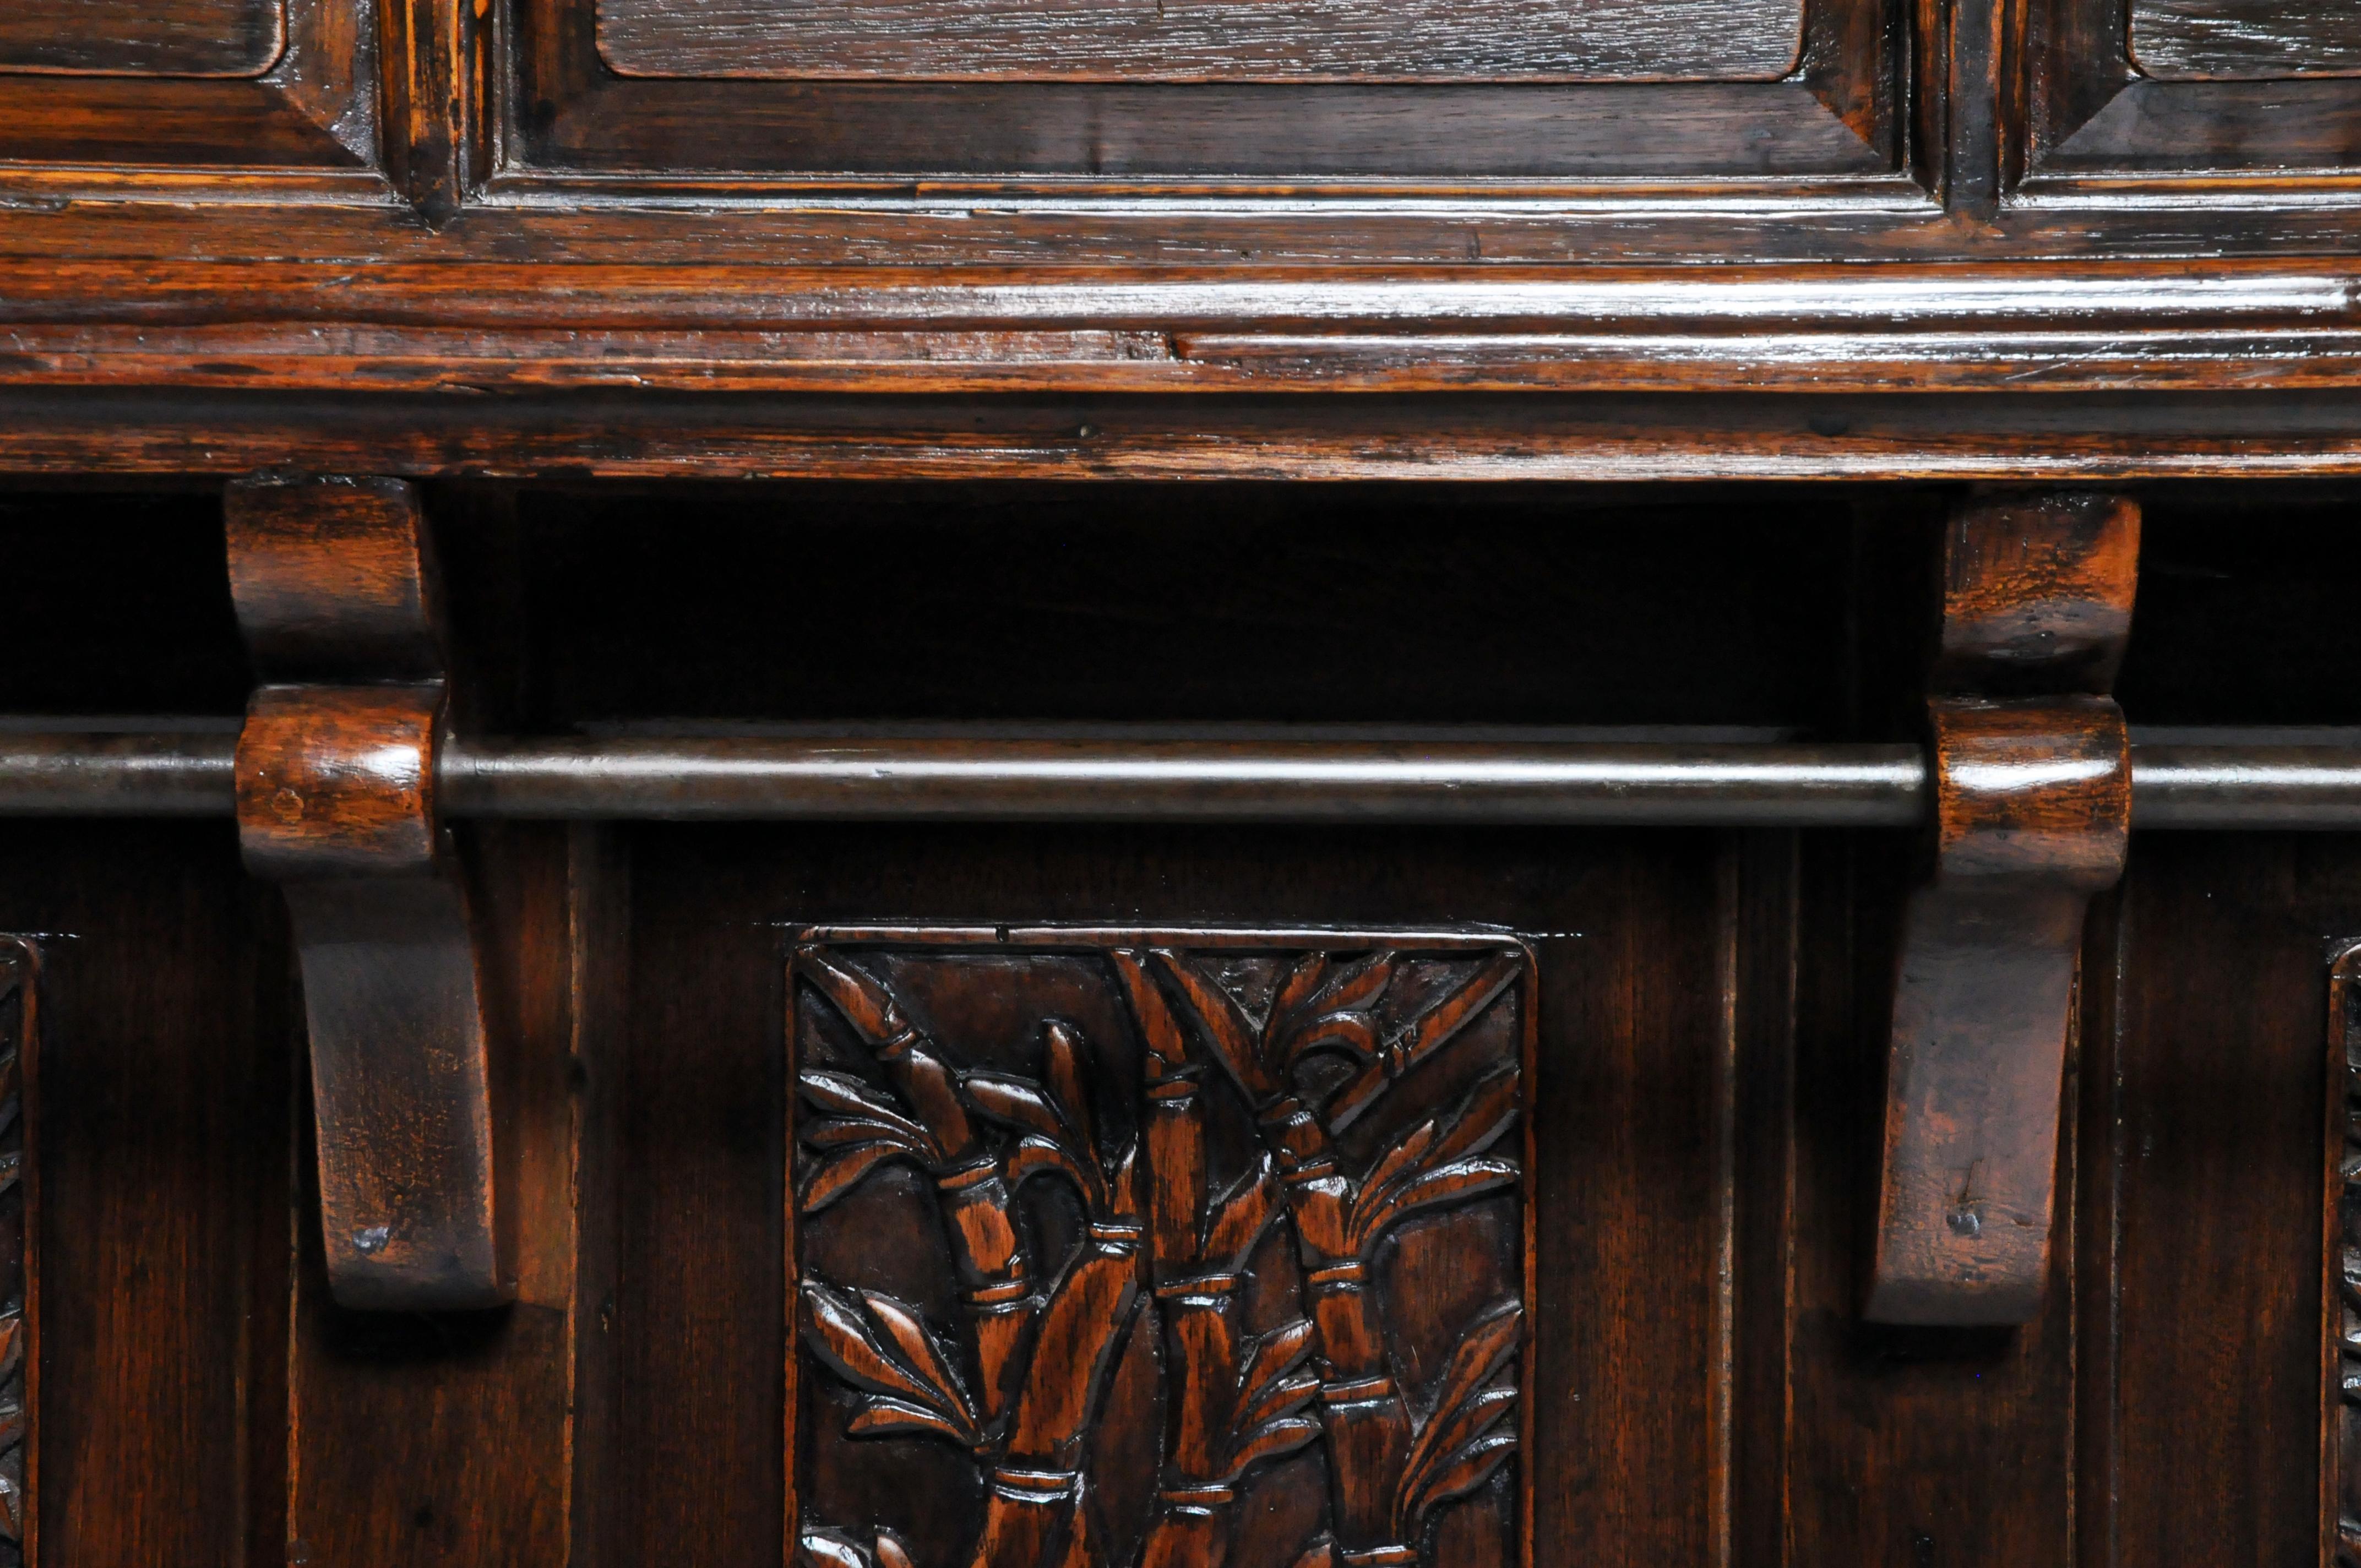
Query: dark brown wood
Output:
[[23, 391, 2361, 483], [1867, 489, 2138, 1326], [2131, 0, 2361, 80], [284, 824, 585, 1568], [0, 0, 284, 77], [521, 0, 1883, 183], [0, 945, 34, 1568], [2330, 939, 2361, 1564], [0, 0, 365, 170], [594, 0, 1803, 82], [227, 474, 507, 1312], [787, 930, 1530, 1568], [0, 819, 291, 1567]]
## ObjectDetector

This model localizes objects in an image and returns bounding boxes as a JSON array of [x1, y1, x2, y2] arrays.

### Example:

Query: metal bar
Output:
[[0, 729, 240, 816], [3, 727, 2361, 828], [440, 737, 1928, 826]]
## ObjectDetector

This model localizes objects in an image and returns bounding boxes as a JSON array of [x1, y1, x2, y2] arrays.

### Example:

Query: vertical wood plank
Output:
[[379, 0, 481, 222], [2072, 874, 2127, 1568], [615, 830, 787, 1566], [0, 823, 290, 1567], [1917, 0, 2003, 220], [1540, 840, 1738, 1567], [1729, 832, 1800, 1568], [569, 825, 628, 1568], [284, 825, 576, 1567], [1785, 830, 2076, 1567], [2088, 835, 2327, 1567]]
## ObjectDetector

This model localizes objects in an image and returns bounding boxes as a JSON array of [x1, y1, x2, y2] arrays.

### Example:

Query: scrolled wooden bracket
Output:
[[227, 476, 509, 1312], [1867, 490, 2139, 1327]]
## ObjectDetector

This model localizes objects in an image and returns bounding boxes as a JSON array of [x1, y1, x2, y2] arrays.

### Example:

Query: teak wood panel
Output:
[[2027, 0, 2361, 181], [593, 0, 1802, 83], [0, 0, 285, 78], [2131, 0, 2361, 80], [514, 0, 1892, 181], [0, 0, 367, 171]]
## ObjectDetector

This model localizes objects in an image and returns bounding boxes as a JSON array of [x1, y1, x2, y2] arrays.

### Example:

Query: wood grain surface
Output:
[[0, 483, 2351, 1563], [2132, 0, 2361, 80], [0, 0, 284, 78], [595, 0, 1803, 81]]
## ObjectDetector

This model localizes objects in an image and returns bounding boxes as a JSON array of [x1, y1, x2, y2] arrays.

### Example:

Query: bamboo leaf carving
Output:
[[1392, 1300, 1524, 1539], [801, 1281, 987, 1452], [1328, 954, 1521, 1131], [795, 948, 1037, 1422], [1347, 1065, 1520, 1256], [799, 1528, 919, 1568]]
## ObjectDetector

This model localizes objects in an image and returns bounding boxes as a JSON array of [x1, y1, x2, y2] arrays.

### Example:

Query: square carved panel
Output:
[[595, 0, 1803, 83], [787, 928, 1533, 1568]]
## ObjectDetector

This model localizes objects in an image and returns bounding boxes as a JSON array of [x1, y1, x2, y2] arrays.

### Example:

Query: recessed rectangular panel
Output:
[[2131, 0, 2361, 80], [0, 0, 284, 78], [788, 928, 1533, 1568], [596, 0, 1804, 82]]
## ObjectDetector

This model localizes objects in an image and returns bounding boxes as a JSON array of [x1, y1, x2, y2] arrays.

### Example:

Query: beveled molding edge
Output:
[[14, 388, 2361, 483], [1, 262, 2360, 399]]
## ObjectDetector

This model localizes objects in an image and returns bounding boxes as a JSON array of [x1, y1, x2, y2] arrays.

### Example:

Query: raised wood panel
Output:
[[0, 0, 366, 175], [516, 0, 1890, 182], [2027, 0, 2361, 181], [594, 0, 1803, 83], [0, 0, 285, 79], [2131, 0, 2361, 81]]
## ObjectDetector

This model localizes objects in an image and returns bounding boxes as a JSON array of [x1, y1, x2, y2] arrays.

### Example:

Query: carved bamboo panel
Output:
[[2330, 943, 2361, 1566], [0, 945, 33, 1567], [786, 928, 1533, 1568]]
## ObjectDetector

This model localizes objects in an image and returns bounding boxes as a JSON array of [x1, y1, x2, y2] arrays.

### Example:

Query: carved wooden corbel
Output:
[[227, 476, 509, 1311], [1867, 490, 2139, 1327]]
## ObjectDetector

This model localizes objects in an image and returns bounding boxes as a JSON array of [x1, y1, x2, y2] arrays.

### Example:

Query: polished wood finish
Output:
[[2131, 0, 2361, 80], [0, 0, 364, 173], [594, 0, 1802, 81], [0, 0, 284, 77], [0, 485, 2351, 1561], [2327, 942, 2361, 1564], [790, 932, 1528, 1568], [0, 0, 2357, 1545], [227, 475, 507, 1311], [1869, 490, 2137, 1325], [0, 946, 34, 1568], [238, 687, 442, 874]]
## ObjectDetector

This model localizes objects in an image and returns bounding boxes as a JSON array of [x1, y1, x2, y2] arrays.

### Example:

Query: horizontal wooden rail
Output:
[[1, 726, 2359, 827]]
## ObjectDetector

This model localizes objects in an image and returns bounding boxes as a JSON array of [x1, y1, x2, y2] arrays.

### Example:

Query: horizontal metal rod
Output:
[[5, 727, 2361, 828], [443, 737, 1931, 826]]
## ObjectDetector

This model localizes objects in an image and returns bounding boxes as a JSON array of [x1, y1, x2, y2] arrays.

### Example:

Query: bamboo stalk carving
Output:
[[792, 937, 1528, 1568]]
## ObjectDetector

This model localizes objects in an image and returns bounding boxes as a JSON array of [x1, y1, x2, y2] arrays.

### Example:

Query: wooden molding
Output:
[[1867, 489, 2138, 1327], [227, 474, 509, 1312]]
